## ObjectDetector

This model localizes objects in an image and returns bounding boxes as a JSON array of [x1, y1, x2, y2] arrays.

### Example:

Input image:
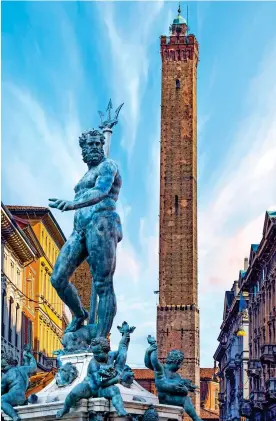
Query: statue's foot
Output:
[[64, 309, 89, 333], [13, 416, 21, 421], [56, 409, 68, 419], [117, 410, 129, 418]]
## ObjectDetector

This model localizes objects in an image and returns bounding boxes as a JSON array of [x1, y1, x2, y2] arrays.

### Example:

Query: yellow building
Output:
[[7, 206, 67, 369]]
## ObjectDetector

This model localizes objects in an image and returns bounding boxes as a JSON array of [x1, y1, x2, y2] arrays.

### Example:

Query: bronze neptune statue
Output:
[[49, 103, 123, 338]]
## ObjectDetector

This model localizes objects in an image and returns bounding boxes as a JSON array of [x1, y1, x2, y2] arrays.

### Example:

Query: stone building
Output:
[[7, 205, 67, 371], [1, 203, 41, 362], [240, 211, 276, 421], [213, 266, 250, 421], [157, 6, 200, 412]]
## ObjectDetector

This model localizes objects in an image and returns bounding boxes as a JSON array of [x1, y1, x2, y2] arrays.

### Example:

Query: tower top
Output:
[[173, 3, 187, 25], [169, 3, 187, 36]]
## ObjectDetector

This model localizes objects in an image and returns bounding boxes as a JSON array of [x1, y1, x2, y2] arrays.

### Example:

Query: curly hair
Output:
[[165, 349, 184, 365], [91, 337, 110, 353], [79, 129, 105, 148]]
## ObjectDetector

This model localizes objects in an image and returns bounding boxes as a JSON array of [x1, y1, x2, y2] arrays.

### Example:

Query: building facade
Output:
[[1, 203, 38, 362], [157, 6, 200, 412], [240, 211, 276, 421], [7, 206, 67, 370], [214, 268, 250, 421], [200, 368, 219, 420]]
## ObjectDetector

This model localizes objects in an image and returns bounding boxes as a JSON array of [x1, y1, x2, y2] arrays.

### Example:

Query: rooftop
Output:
[[7, 205, 66, 249], [200, 408, 219, 420], [200, 367, 217, 380], [1, 203, 37, 264], [132, 368, 154, 380], [173, 14, 186, 25]]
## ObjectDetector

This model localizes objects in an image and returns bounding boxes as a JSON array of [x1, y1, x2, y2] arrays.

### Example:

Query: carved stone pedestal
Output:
[[2, 353, 183, 421]]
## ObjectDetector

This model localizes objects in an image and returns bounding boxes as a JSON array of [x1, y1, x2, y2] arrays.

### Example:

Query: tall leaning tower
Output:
[[157, 6, 200, 412]]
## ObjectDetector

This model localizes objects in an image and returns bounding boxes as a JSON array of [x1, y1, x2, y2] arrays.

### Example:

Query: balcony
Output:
[[247, 359, 262, 377], [1, 336, 21, 363], [239, 400, 251, 418], [260, 344, 276, 364], [36, 352, 58, 372], [218, 392, 225, 403], [265, 378, 276, 401], [225, 360, 236, 378], [249, 391, 266, 410]]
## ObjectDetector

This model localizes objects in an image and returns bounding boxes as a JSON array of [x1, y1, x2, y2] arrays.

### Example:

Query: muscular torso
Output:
[[73, 159, 121, 231], [2, 367, 29, 394]]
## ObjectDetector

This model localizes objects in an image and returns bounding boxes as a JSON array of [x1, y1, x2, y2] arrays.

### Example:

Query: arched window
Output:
[[176, 79, 180, 89]]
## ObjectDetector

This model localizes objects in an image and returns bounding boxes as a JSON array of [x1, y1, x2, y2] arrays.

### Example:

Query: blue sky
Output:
[[2, 1, 276, 368]]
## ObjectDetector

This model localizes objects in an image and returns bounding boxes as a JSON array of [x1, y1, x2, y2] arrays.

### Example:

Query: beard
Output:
[[82, 146, 105, 166]]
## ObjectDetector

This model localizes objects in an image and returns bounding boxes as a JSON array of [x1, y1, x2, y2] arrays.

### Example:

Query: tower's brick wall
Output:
[[158, 32, 200, 413], [70, 260, 92, 311]]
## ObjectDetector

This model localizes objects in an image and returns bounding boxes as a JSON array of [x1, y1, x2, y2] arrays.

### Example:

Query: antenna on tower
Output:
[[187, 4, 189, 35]]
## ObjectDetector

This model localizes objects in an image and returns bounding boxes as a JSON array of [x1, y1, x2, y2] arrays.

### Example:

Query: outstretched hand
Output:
[[117, 321, 136, 336], [49, 198, 75, 212], [146, 335, 157, 352]]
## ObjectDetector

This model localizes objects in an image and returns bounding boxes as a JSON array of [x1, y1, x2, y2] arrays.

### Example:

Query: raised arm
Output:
[[49, 160, 118, 212], [114, 322, 135, 374], [21, 346, 37, 376], [145, 336, 164, 375]]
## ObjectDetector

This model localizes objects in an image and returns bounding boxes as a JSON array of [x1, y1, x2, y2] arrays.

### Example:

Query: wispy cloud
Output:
[[199, 39, 276, 363], [100, 2, 165, 157]]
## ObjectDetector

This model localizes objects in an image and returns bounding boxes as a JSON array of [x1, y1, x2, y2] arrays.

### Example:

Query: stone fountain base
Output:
[[2, 353, 183, 421]]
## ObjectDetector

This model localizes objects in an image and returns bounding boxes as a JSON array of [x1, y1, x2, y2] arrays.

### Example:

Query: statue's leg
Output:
[[56, 382, 93, 419], [51, 230, 88, 332], [86, 212, 121, 338], [183, 396, 202, 421], [100, 386, 128, 417], [1, 394, 22, 421]]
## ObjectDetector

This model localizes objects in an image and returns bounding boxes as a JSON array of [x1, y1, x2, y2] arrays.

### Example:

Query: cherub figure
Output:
[[1, 345, 37, 421], [145, 336, 202, 421], [56, 321, 135, 419]]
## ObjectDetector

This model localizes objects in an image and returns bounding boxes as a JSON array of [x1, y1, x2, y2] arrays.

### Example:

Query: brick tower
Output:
[[157, 6, 200, 412]]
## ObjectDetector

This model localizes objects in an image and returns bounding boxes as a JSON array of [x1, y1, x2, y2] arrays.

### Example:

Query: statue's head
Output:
[[79, 129, 105, 166], [55, 362, 78, 387], [91, 337, 110, 363], [121, 365, 135, 388], [165, 349, 184, 372], [1, 352, 18, 373]]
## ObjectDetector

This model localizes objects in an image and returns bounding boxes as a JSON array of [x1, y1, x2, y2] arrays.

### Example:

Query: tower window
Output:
[[175, 195, 179, 214], [176, 79, 180, 89]]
